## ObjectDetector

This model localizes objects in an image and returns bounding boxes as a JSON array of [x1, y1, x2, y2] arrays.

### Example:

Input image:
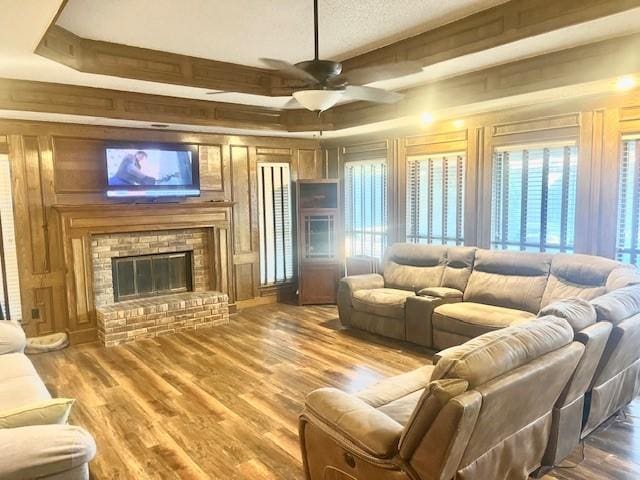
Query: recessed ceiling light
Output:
[[421, 112, 434, 125], [150, 124, 169, 128], [453, 119, 465, 128], [616, 76, 636, 91]]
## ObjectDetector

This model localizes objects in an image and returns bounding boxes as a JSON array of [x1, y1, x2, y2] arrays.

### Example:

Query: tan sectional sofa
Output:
[[336, 243, 640, 471], [300, 317, 584, 480], [0, 321, 96, 479], [338, 243, 639, 350]]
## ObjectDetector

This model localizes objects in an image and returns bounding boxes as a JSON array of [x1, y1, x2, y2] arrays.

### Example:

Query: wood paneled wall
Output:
[[0, 121, 321, 339], [323, 92, 640, 261]]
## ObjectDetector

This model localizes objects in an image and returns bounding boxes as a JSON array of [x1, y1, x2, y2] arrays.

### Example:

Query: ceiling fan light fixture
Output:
[[293, 89, 345, 112]]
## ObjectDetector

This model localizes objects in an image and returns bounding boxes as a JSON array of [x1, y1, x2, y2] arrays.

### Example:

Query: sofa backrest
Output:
[[441, 247, 477, 292], [540, 254, 624, 308], [403, 317, 583, 479], [463, 250, 551, 313], [382, 243, 448, 292]]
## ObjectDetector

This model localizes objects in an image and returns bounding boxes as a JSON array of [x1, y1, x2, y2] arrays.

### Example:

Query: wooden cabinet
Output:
[[296, 180, 340, 305]]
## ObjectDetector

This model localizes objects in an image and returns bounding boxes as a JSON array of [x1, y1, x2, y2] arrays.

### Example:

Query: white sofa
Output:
[[0, 321, 96, 479]]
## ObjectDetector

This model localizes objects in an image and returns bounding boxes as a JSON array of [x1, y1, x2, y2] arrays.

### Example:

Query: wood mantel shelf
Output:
[[52, 201, 235, 344]]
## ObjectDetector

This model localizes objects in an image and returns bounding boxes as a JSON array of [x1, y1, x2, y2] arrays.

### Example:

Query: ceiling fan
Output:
[[259, 0, 423, 112]]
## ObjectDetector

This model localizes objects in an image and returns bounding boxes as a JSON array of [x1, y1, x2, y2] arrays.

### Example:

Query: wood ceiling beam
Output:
[[283, 32, 640, 131], [34, 0, 640, 97], [4, 32, 640, 133], [0, 78, 288, 131]]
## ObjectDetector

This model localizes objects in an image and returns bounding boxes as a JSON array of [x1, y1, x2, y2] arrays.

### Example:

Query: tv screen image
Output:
[[105, 146, 200, 198]]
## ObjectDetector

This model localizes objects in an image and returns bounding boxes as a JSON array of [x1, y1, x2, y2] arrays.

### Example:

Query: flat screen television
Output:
[[105, 143, 200, 198]]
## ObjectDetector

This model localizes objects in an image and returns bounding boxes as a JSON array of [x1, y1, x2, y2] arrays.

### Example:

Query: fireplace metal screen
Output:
[[112, 251, 193, 302]]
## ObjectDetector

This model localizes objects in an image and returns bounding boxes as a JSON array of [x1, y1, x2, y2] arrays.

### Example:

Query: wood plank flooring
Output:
[[31, 304, 640, 480]]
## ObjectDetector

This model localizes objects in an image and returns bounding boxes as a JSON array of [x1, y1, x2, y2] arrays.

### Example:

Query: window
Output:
[[0, 154, 22, 320], [406, 153, 465, 245], [258, 163, 294, 285], [491, 142, 578, 252], [344, 159, 387, 258], [616, 135, 640, 266]]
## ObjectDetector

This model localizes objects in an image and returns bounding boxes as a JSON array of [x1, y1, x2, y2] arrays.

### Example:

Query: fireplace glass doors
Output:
[[112, 251, 193, 302]]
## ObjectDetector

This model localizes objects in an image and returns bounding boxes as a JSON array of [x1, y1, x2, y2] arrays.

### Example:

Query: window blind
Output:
[[616, 137, 640, 266], [258, 162, 294, 285], [406, 153, 465, 245], [344, 159, 387, 259], [491, 143, 577, 252], [0, 154, 22, 320]]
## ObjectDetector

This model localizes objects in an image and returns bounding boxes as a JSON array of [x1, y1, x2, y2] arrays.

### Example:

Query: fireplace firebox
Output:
[[112, 251, 193, 302]]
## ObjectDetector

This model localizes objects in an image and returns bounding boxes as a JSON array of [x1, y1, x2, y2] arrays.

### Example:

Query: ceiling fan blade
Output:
[[328, 61, 423, 86], [259, 58, 319, 84], [283, 97, 301, 109], [344, 85, 404, 104]]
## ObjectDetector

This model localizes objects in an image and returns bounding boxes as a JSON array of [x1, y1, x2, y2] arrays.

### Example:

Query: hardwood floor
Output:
[[31, 304, 640, 480]]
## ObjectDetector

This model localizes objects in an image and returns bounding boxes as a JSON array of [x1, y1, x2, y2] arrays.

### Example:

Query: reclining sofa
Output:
[[300, 317, 584, 479], [338, 243, 640, 350]]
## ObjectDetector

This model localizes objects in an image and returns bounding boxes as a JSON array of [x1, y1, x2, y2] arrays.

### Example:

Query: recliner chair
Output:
[[299, 317, 584, 480]]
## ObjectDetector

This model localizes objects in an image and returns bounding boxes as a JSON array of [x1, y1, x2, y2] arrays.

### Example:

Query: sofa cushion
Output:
[[433, 302, 535, 338], [463, 250, 551, 313], [540, 254, 621, 308], [377, 389, 424, 426], [352, 288, 416, 319], [606, 266, 640, 291], [0, 353, 51, 411], [357, 365, 434, 408], [591, 284, 640, 325], [0, 321, 26, 355], [382, 244, 447, 291], [538, 297, 597, 332], [432, 316, 574, 387], [0, 398, 74, 429]]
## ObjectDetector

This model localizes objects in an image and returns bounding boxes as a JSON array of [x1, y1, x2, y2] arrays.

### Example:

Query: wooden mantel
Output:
[[52, 202, 235, 344]]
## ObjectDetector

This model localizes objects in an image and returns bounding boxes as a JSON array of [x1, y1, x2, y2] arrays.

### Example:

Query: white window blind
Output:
[[0, 154, 22, 320], [616, 136, 640, 266], [406, 153, 465, 245], [491, 143, 578, 252], [258, 163, 294, 285], [344, 159, 387, 259]]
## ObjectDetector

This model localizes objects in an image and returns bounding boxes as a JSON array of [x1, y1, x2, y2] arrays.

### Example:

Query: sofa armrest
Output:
[[337, 274, 385, 326], [417, 287, 463, 300], [0, 424, 96, 480], [340, 274, 384, 292], [303, 387, 403, 458], [406, 295, 462, 348], [0, 320, 26, 355]]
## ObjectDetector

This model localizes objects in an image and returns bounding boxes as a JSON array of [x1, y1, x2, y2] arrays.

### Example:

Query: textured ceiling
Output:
[[56, 0, 508, 66]]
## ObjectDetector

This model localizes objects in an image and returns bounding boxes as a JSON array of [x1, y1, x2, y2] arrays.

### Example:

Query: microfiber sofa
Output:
[[300, 317, 584, 479], [0, 321, 96, 479], [338, 243, 640, 350]]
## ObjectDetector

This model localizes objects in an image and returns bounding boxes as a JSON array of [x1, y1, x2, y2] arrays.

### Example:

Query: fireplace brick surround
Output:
[[53, 203, 235, 345]]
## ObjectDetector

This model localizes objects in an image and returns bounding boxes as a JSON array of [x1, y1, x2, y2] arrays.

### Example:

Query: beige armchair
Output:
[[300, 317, 584, 480]]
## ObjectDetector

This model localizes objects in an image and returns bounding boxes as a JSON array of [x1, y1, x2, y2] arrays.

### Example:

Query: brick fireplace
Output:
[[90, 228, 229, 346], [53, 203, 235, 345]]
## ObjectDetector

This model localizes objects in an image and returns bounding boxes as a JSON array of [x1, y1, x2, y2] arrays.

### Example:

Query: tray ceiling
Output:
[[56, 0, 508, 66]]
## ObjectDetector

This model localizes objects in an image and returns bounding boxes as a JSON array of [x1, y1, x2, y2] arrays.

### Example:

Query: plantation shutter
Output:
[[491, 142, 577, 252], [0, 154, 22, 320], [406, 153, 464, 245], [617, 135, 640, 266], [258, 163, 294, 285], [344, 159, 387, 259]]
